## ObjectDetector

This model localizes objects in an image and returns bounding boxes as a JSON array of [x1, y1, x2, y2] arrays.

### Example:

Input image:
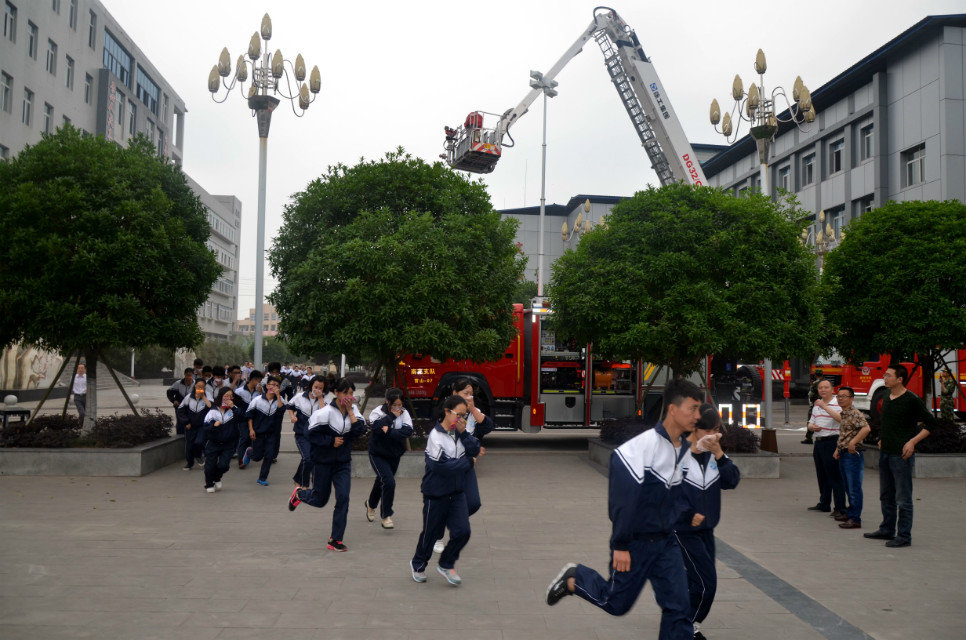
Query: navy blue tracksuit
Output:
[[288, 391, 322, 487], [367, 405, 414, 519], [676, 450, 740, 626], [245, 395, 285, 482], [411, 424, 481, 573], [166, 379, 193, 435], [573, 424, 692, 640], [233, 385, 260, 459], [177, 393, 211, 467], [296, 402, 367, 543], [464, 412, 494, 516], [203, 408, 238, 489]]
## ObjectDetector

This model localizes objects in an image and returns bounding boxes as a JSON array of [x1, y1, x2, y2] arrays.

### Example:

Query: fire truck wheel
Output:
[[869, 387, 888, 422], [737, 365, 763, 402]]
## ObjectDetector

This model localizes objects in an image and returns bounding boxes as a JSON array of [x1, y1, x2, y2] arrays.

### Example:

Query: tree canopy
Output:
[[548, 182, 822, 376], [0, 127, 219, 426], [822, 199, 966, 361], [268, 149, 525, 382]]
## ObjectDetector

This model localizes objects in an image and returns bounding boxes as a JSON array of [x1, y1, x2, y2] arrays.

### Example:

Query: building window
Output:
[[0, 144, 8, 159], [51, 0, 60, 13], [162, 94, 168, 121], [68, 0, 76, 29], [157, 130, 164, 155], [1, 71, 12, 113], [103, 30, 132, 87], [4, 2, 16, 44], [778, 166, 791, 192], [853, 195, 874, 218], [860, 124, 873, 161], [84, 73, 92, 103], [136, 66, 160, 116], [26, 20, 35, 58], [22, 86, 32, 126], [65, 55, 74, 89], [828, 138, 844, 174], [43, 102, 53, 133], [116, 95, 125, 137], [87, 10, 95, 48], [45, 39, 57, 76], [802, 154, 815, 186], [828, 205, 846, 239], [62, 114, 70, 126], [128, 101, 136, 135], [902, 144, 925, 187]]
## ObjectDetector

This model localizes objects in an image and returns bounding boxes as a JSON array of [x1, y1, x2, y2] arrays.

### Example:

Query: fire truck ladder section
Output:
[[594, 30, 675, 186]]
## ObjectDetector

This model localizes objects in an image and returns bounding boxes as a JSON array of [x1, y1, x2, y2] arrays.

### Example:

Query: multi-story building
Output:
[[702, 14, 966, 235], [0, 0, 241, 342], [237, 304, 280, 338]]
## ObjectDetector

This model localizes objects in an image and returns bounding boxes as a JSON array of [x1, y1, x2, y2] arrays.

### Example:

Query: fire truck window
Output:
[[814, 350, 844, 367]]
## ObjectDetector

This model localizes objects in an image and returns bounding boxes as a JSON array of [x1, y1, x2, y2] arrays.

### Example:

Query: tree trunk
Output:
[[83, 349, 98, 434], [636, 364, 663, 414], [359, 360, 383, 414], [99, 349, 140, 416], [25, 352, 72, 427], [61, 351, 80, 418], [920, 351, 936, 413]]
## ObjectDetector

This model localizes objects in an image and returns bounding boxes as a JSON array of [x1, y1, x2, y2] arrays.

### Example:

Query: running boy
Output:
[[245, 376, 285, 486], [545, 378, 702, 640]]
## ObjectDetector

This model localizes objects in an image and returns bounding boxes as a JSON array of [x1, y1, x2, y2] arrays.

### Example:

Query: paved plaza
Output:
[[1, 384, 964, 639]]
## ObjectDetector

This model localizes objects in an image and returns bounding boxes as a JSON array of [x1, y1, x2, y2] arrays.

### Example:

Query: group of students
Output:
[[545, 379, 740, 640]]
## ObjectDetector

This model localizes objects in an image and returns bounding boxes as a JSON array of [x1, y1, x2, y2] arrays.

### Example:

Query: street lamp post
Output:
[[710, 49, 817, 431], [529, 70, 558, 301], [208, 13, 321, 368], [801, 210, 841, 273]]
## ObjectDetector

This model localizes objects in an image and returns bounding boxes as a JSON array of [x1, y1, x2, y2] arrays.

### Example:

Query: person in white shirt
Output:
[[71, 363, 88, 420], [806, 379, 846, 517]]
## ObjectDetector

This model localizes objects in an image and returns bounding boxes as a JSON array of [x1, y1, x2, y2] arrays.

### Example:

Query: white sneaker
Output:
[[381, 516, 394, 529], [433, 539, 445, 554], [214, 481, 222, 490], [206, 487, 215, 493], [364, 500, 376, 523]]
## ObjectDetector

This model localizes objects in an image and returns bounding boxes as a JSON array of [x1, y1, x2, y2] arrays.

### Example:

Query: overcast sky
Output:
[[101, 0, 964, 319]]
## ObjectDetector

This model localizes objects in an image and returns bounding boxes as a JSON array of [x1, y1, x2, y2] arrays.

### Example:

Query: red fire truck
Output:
[[396, 304, 671, 432], [812, 350, 966, 419]]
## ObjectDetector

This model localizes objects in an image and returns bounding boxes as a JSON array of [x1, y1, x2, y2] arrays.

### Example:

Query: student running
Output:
[[365, 388, 414, 529], [203, 387, 240, 493], [288, 376, 325, 489], [244, 376, 285, 486], [233, 369, 263, 468], [545, 378, 702, 640], [410, 394, 480, 586], [288, 378, 367, 552], [177, 379, 212, 471]]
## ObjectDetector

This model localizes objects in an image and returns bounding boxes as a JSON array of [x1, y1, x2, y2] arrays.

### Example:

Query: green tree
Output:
[[194, 340, 249, 369], [548, 182, 822, 376], [512, 280, 539, 305], [822, 200, 966, 406], [268, 150, 525, 404], [0, 127, 220, 429]]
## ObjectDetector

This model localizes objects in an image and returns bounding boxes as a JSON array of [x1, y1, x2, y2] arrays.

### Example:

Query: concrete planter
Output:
[[350, 450, 425, 478], [0, 436, 184, 477], [588, 438, 780, 478], [862, 448, 966, 478]]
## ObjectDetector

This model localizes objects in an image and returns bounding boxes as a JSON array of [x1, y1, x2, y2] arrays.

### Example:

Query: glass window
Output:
[[4, 2, 16, 44], [116, 93, 125, 138], [136, 65, 160, 116], [51, 0, 60, 14], [902, 144, 925, 187], [828, 205, 846, 239], [0, 71, 12, 113], [68, 0, 76, 29], [103, 30, 132, 87], [860, 124, 873, 161], [802, 154, 815, 186], [853, 195, 874, 218], [62, 114, 70, 126], [43, 102, 52, 133], [778, 166, 790, 192], [128, 100, 136, 135], [65, 55, 74, 89], [0, 144, 8, 159], [21, 86, 32, 125], [87, 10, 95, 48], [46, 39, 57, 75], [828, 139, 844, 174], [84, 73, 92, 103], [26, 20, 35, 58]]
